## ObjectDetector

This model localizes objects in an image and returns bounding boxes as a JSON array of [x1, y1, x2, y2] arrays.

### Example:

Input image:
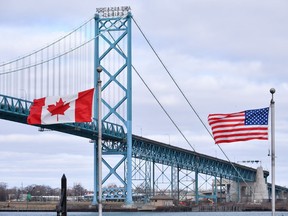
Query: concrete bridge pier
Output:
[[227, 166, 268, 203]]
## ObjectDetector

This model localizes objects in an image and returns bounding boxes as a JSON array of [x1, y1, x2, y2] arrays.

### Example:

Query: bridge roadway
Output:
[[0, 94, 269, 183]]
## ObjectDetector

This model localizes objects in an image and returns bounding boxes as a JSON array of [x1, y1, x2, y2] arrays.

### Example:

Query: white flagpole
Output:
[[270, 88, 276, 216], [97, 66, 103, 216]]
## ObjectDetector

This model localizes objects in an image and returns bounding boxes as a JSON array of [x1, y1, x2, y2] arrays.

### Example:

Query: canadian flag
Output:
[[27, 88, 94, 125]]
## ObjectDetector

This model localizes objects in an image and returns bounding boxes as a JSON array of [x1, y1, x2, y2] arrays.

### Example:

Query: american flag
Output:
[[208, 107, 269, 144]]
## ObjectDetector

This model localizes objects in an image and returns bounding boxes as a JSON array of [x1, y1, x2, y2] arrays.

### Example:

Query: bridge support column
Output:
[[125, 12, 133, 206], [92, 13, 100, 206], [195, 170, 199, 204], [213, 176, 217, 205], [152, 161, 155, 196], [145, 160, 151, 203], [220, 176, 223, 203], [125, 131, 133, 205], [237, 179, 240, 202], [171, 165, 179, 203]]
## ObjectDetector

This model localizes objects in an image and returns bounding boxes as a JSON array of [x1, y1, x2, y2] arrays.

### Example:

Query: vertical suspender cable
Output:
[[41, 50, 44, 97], [73, 29, 77, 92], [68, 34, 71, 94], [84, 24, 87, 90], [34, 53, 37, 99], [58, 40, 61, 96], [52, 45, 55, 96], [2, 65, 4, 93], [63, 37, 66, 95], [0, 64, 2, 93], [77, 28, 80, 91], [80, 26, 82, 91], [15, 60, 17, 97], [46, 48, 49, 96], [8, 64, 11, 96], [22, 57, 25, 98], [28, 55, 31, 100]]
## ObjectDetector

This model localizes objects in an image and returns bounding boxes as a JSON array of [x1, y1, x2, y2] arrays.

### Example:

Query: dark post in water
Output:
[[56, 174, 67, 216]]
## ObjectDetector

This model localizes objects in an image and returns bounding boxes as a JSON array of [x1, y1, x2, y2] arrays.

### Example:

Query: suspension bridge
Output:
[[0, 7, 287, 206]]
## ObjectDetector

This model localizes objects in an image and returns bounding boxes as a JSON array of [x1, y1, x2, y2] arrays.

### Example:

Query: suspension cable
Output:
[[132, 17, 212, 138], [132, 16, 256, 194], [0, 16, 128, 76], [106, 29, 195, 151], [133, 65, 195, 151], [0, 38, 95, 76], [0, 17, 94, 67]]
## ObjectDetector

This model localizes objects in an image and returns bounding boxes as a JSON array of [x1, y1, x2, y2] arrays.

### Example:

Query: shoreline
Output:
[[1, 201, 287, 212]]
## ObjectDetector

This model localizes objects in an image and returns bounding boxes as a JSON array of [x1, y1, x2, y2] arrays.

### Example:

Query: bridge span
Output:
[[0, 93, 269, 181], [2, 93, 282, 204]]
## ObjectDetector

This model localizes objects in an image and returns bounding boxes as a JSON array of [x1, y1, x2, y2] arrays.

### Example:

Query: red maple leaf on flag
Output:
[[47, 98, 70, 122]]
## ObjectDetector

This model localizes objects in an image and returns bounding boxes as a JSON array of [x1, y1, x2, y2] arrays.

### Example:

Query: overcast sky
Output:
[[0, 0, 288, 191]]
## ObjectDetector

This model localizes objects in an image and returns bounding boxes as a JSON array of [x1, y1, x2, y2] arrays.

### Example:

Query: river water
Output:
[[0, 212, 287, 216]]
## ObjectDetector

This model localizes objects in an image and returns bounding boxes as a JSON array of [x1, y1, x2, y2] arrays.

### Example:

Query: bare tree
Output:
[[0, 182, 7, 201], [72, 183, 86, 197]]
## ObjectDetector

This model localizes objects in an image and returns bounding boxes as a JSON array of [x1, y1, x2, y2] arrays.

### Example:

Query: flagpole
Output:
[[97, 66, 103, 216], [270, 88, 276, 216]]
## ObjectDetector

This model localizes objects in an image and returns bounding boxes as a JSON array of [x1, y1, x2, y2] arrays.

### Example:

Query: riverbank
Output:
[[0, 201, 287, 212], [0, 201, 128, 212]]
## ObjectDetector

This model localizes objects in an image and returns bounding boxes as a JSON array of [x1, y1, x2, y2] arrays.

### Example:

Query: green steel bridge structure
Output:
[[1, 7, 287, 205]]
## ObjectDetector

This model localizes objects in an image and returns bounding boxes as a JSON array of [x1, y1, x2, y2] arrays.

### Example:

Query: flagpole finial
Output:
[[270, 88, 275, 104], [270, 88, 275, 95], [97, 66, 103, 73]]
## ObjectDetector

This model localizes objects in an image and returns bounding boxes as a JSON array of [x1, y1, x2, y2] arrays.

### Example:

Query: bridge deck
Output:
[[0, 94, 125, 141], [0, 94, 269, 183], [131, 135, 269, 182]]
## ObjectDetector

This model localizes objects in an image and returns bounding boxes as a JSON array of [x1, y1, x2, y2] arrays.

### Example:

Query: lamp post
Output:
[[97, 66, 103, 216], [270, 88, 275, 216]]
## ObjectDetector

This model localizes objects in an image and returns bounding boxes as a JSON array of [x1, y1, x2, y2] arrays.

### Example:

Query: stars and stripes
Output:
[[208, 107, 269, 144]]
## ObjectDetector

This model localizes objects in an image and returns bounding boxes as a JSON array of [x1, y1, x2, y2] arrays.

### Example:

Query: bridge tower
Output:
[[92, 7, 133, 205]]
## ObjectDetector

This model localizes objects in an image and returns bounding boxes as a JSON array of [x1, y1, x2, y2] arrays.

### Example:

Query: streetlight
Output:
[[96, 66, 103, 216]]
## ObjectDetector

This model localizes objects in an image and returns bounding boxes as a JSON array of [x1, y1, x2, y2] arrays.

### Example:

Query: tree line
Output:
[[0, 182, 89, 202]]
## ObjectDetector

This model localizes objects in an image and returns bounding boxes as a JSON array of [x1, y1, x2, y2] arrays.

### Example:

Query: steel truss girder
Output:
[[0, 94, 125, 141], [132, 158, 151, 203], [131, 135, 269, 182], [178, 169, 195, 201], [267, 183, 288, 199], [153, 163, 172, 194], [1, 94, 271, 196], [102, 187, 126, 201]]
